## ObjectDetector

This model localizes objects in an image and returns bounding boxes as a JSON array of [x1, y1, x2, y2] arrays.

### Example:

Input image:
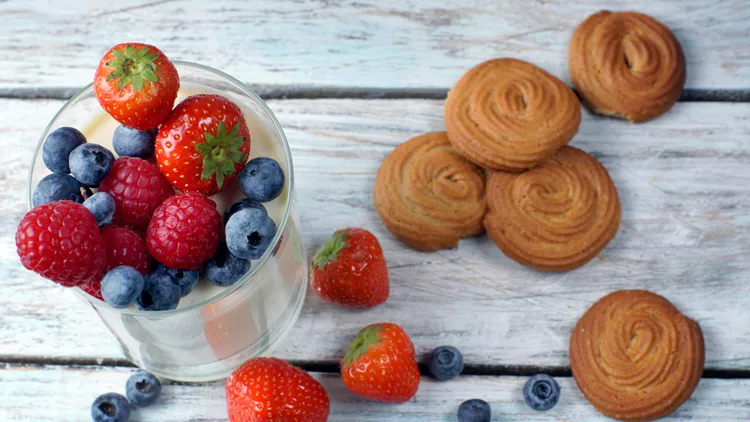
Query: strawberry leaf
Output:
[[343, 324, 385, 367], [312, 229, 350, 269], [195, 121, 248, 190], [104, 44, 162, 92]]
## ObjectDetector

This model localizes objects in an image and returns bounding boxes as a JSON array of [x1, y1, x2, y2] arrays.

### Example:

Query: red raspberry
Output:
[[146, 192, 222, 270], [101, 225, 152, 274], [79, 276, 104, 301], [99, 157, 174, 226], [16, 201, 106, 287]]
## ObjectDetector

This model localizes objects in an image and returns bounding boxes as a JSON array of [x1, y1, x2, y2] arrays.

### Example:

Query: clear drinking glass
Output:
[[27, 62, 307, 382]]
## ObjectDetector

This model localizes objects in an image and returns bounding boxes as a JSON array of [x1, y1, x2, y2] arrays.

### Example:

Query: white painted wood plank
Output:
[[0, 0, 748, 90], [1, 364, 748, 421], [1, 99, 750, 371]]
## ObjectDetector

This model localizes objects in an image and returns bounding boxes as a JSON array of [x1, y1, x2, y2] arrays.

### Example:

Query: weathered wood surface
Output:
[[1, 0, 749, 92], [2, 98, 749, 372], [2, 364, 749, 421]]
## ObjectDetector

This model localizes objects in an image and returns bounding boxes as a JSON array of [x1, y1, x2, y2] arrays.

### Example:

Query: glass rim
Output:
[[27, 60, 296, 316]]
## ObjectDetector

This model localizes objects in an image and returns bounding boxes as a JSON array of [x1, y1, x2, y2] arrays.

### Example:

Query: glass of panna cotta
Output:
[[27, 62, 307, 382]]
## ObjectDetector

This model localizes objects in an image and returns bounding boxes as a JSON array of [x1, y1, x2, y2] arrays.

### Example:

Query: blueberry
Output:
[[83, 192, 116, 226], [125, 370, 161, 407], [457, 399, 491, 422], [101, 266, 145, 308], [69, 143, 115, 187], [225, 208, 277, 260], [428, 346, 464, 381], [204, 241, 250, 286], [137, 269, 181, 311], [523, 374, 560, 411], [238, 157, 285, 202], [113, 125, 157, 158], [223, 197, 267, 225], [32, 173, 85, 206], [152, 263, 199, 297], [91, 392, 130, 422], [42, 126, 86, 174]]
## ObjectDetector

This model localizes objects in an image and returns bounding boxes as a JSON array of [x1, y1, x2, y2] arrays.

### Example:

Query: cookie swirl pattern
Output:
[[444, 58, 581, 172], [569, 11, 686, 122], [483, 146, 620, 271], [570, 290, 705, 421], [374, 132, 486, 251]]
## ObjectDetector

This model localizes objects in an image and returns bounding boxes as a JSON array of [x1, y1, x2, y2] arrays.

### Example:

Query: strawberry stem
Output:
[[343, 324, 384, 366], [195, 121, 247, 190], [105, 45, 160, 91], [312, 229, 350, 269]]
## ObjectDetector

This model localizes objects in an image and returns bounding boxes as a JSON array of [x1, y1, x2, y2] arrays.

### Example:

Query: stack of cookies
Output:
[[374, 10, 685, 273]]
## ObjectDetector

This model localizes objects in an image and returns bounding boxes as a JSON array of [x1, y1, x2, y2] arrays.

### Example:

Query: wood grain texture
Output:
[[0, 0, 749, 91], [2, 364, 749, 421], [1, 99, 750, 372]]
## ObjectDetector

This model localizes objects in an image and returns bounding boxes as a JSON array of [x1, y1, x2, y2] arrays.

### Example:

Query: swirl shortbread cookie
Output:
[[569, 11, 686, 122], [570, 290, 704, 421], [374, 132, 486, 251], [444, 58, 581, 172], [484, 146, 620, 271]]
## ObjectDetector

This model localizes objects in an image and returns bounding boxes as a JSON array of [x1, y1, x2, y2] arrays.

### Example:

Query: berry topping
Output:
[[225, 208, 277, 260], [100, 224, 151, 274], [204, 241, 250, 287], [99, 157, 174, 226], [428, 346, 464, 381], [239, 157, 285, 202], [223, 197, 266, 225], [79, 276, 104, 301], [146, 192, 222, 270], [42, 126, 86, 174], [32, 173, 86, 207], [523, 374, 560, 411], [457, 399, 491, 422], [16, 201, 106, 287], [83, 192, 116, 226], [137, 269, 181, 311], [125, 370, 161, 407], [151, 263, 199, 297], [69, 143, 115, 187], [101, 266, 145, 308], [91, 392, 130, 422], [113, 125, 157, 158]]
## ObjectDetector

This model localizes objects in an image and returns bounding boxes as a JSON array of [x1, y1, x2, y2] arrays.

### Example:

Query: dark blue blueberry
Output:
[[457, 399, 491, 422], [91, 392, 130, 422], [101, 266, 145, 309], [42, 126, 86, 174], [137, 269, 181, 311], [523, 374, 560, 411], [152, 264, 199, 297], [113, 125, 157, 158], [225, 208, 277, 260], [125, 370, 161, 407], [32, 173, 85, 206], [83, 192, 116, 226], [204, 241, 250, 286], [69, 143, 115, 187], [238, 157, 285, 202], [428, 346, 464, 381], [223, 197, 267, 225]]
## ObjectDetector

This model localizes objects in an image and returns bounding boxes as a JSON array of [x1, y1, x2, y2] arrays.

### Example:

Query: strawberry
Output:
[[341, 322, 420, 403], [94, 43, 179, 130], [225, 357, 329, 422], [16, 201, 106, 287], [101, 225, 151, 274], [156, 94, 251, 196], [311, 228, 389, 308], [146, 192, 222, 270], [99, 157, 174, 226]]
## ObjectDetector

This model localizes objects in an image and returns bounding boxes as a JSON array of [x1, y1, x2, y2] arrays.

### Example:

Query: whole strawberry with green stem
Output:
[[94, 43, 179, 130], [156, 94, 251, 196], [341, 322, 420, 403], [311, 227, 389, 308]]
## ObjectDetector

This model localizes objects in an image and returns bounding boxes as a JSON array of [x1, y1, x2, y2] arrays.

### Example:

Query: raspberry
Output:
[[146, 193, 222, 270], [16, 201, 106, 287], [101, 225, 152, 274], [79, 275, 104, 301], [99, 157, 174, 226]]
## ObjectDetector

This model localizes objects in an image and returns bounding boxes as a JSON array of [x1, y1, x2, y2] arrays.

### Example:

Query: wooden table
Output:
[[2, 1, 749, 420]]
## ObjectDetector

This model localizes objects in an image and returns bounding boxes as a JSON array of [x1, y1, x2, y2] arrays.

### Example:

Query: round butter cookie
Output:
[[484, 146, 620, 271], [374, 132, 486, 251], [444, 58, 581, 172], [569, 11, 685, 122], [570, 290, 705, 421]]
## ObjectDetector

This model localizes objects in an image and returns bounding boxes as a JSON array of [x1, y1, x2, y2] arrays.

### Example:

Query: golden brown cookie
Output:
[[374, 132, 486, 251], [484, 146, 620, 271], [569, 11, 685, 122], [570, 290, 705, 421], [444, 58, 581, 172]]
